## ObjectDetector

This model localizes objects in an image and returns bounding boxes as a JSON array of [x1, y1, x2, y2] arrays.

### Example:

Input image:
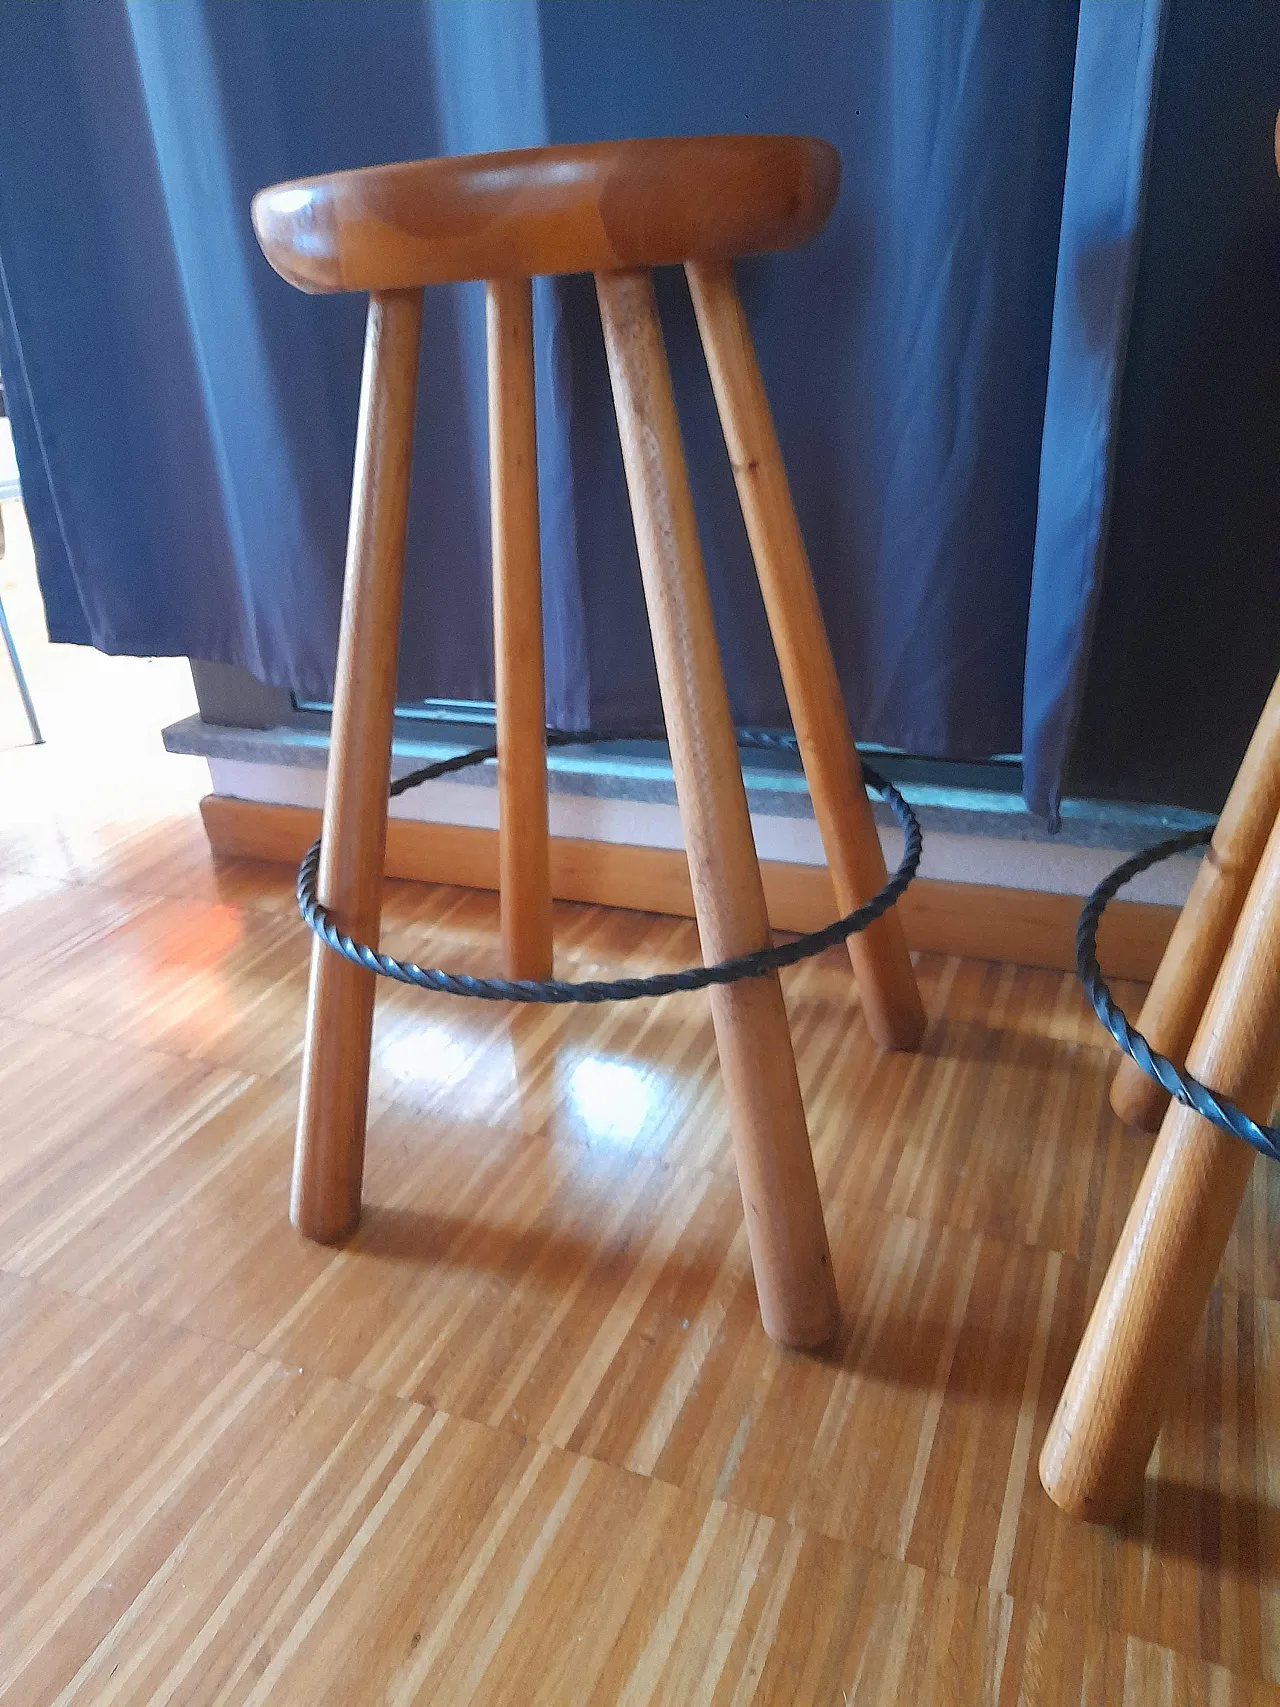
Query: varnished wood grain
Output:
[[487, 276, 552, 981], [3, 727, 1279, 1698], [1042, 804, 1280, 1523], [293, 290, 423, 1243], [597, 266, 837, 1350], [1112, 668, 1280, 1131], [199, 793, 1182, 981], [688, 257, 925, 1053], [252, 136, 840, 294]]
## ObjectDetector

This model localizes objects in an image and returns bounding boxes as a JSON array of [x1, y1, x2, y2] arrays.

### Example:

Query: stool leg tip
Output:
[[1037, 1426, 1142, 1526], [872, 1003, 928, 1054], [758, 1269, 841, 1351], [290, 1170, 363, 1245], [290, 1207, 362, 1246]]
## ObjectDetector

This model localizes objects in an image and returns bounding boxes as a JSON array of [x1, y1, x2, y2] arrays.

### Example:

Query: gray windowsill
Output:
[[163, 711, 1214, 851]]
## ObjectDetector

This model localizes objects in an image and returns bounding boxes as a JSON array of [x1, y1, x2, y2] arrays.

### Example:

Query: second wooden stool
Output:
[[1041, 665, 1280, 1519]]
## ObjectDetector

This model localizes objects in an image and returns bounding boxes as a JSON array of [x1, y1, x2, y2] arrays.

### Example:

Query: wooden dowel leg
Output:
[[1111, 668, 1280, 1131], [1040, 803, 1280, 1521], [686, 260, 925, 1052], [293, 290, 423, 1243], [597, 268, 838, 1349], [487, 277, 552, 981]]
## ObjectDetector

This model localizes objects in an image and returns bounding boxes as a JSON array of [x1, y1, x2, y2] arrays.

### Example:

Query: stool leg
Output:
[[487, 277, 553, 981], [686, 260, 924, 1052], [0, 587, 44, 747], [1111, 667, 1280, 1131], [1040, 803, 1280, 1521], [597, 268, 839, 1349], [293, 289, 423, 1242]]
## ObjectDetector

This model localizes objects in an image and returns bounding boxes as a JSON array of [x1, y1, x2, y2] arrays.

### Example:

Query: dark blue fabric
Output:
[[1021, 0, 1166, 824], [0, 0, 1153, 806], [1063, 0, 1280, 815]]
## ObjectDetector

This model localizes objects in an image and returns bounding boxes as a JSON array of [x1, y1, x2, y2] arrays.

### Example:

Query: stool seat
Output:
[[252, 135, 839, 293]]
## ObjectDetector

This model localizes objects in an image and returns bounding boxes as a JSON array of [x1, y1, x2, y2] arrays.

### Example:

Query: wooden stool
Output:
[[253, 136, 926, 1350], [1040, 666, 1280, 1519]]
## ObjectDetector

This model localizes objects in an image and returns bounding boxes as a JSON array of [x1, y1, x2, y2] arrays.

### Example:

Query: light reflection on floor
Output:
[[377, 1017, 659, 1151], [377, 1019, 515, 1113], [564, 1054, 654, 1146]]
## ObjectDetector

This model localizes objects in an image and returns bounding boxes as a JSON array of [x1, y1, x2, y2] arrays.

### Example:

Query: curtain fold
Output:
[[1021, 0, 1166, 824], [0, 0, 1161, 809]]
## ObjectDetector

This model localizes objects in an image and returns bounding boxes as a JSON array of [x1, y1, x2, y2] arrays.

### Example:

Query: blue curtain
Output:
[[0, 0, 1163, 810], [1021, 0, 1166, 823]]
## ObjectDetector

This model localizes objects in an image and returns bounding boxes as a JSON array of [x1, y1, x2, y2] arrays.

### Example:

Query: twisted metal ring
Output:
[[1076, 826, 1280, 1163], [298, 728, 922, 1005]]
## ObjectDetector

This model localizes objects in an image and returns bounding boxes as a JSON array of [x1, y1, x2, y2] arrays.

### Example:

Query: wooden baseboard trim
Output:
[[200, 793, 1175, 982]]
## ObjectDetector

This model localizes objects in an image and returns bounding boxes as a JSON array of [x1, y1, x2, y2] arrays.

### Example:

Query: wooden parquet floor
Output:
[[1, 730, 1278, 1703]]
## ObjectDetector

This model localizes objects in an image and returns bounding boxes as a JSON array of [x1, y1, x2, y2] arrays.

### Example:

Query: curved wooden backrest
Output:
[[253, 135, 839, 293]]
